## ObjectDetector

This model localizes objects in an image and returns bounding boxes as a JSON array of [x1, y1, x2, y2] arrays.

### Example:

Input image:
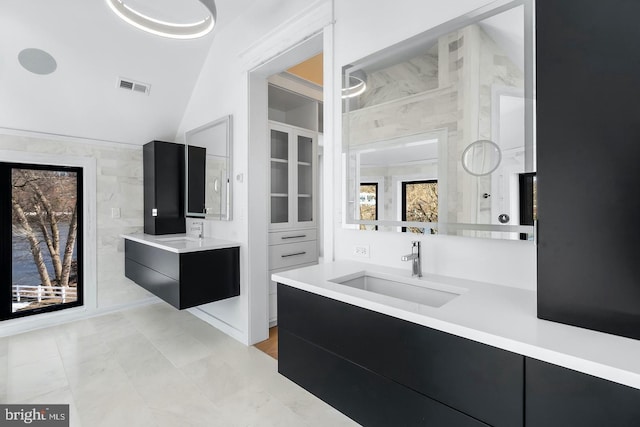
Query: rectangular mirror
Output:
[[343, 0, 535, 240], [185, 115, 233, 220]]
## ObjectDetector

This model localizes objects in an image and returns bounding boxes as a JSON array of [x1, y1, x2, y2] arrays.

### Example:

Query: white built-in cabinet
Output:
[[269, 122, 317, 229], [267, 83, 321, 326], [268, 121, 318, 325]]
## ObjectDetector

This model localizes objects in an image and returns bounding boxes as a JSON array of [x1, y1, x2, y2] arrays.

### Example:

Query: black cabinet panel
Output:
[[180, 246, 240, 308], [278, 284, 523, 427], [143, 141, 186, 235], [536, 0, 640, 339], [526, 358, 640, 426], [279, 329, 488, 427], [187, 146, 206, 215]]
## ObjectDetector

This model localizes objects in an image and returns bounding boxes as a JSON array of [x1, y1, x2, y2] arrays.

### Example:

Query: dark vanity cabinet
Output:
[[536, 0, 640, 340], [143, 140, 186, 235], [278, 284, 640, 427], [278, 284, 523, 427], [125, 240, 239, 309]]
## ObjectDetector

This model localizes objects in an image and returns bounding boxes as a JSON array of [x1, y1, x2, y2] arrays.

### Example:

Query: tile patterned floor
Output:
[[0, 303, 359, 427]]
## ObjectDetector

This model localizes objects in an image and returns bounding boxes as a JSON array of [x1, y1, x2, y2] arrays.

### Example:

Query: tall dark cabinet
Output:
[[537, 0, 640, 340], [143, 141, 186, 235]]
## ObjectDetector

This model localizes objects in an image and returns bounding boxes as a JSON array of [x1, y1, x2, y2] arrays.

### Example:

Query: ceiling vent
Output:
[[117, 77, 151, 95]]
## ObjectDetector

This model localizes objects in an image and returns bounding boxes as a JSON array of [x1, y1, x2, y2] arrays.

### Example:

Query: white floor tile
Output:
[[6, 355, 68, 403], [0, 303, 358, 426]]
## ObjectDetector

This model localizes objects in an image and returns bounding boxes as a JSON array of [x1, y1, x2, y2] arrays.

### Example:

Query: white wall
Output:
[[176, 0, 331, 344], [331, 0, 536, 290], [0, 131, 155, 336]]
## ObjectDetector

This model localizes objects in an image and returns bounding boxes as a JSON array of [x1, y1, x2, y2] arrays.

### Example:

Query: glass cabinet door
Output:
[[270, 129, 289, 224], [297, 134, 314, 223]]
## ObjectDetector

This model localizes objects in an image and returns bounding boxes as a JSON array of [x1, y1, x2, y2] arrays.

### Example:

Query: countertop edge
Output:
[[122, 233, 240, 253]]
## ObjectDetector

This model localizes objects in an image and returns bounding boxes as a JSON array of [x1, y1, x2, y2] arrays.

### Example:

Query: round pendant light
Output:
[[342, 70, 367, 99], [106, 0, 217, 39]]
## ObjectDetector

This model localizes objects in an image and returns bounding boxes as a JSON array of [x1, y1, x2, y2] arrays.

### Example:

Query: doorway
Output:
[[247, 32, 324, 346]]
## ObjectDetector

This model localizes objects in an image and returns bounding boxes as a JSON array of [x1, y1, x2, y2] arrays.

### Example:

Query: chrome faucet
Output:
[[401, 241, 422, 277]]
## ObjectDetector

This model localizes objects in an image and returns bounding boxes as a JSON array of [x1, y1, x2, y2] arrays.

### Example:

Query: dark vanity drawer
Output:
[[279, 328, 488, 427], [125, 240, 179, 280], [125, 258, 180, 307], [278, 284, 523, 427], [526, 358, 640, 427]]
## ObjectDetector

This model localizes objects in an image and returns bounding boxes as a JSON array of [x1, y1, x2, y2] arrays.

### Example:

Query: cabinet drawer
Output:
[[526, 357, 640, 427], [125, 240, 179, 280], [269, 229, 317, 245], [269, 240, 317, 269], [278, 284, 523, 427], [279, 329, 487, 427]]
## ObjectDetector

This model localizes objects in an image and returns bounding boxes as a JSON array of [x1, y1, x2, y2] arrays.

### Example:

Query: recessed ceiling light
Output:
[[105, 0, 217, 39], [18, 48, 57, 75]]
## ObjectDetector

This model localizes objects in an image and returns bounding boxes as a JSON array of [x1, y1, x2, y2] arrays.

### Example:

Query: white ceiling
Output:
[[0, 0, 253, 145]]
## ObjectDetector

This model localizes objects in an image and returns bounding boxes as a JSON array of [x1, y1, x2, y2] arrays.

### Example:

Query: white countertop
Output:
[[122, 233, 240, 253], [272, 261, 640, 390]]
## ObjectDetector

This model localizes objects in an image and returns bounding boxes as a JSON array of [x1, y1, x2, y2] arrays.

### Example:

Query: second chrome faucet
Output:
[[401, 241, 422, 277]]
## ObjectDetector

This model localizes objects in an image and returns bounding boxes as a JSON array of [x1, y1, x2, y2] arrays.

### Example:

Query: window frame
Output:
[[1, 161, 84, 321]]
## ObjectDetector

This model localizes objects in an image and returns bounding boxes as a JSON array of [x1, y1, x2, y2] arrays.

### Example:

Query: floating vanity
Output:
[[123, 233, 240, 309], [274, 262, 640, 427]]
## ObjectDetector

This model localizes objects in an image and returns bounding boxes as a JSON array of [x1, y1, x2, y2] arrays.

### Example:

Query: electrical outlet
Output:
[[353, 245, 370, 258]]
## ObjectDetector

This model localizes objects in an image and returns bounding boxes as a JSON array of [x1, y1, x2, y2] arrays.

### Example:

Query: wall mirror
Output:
[[343, 0, 535, 240], [185, 115, 233, 220]]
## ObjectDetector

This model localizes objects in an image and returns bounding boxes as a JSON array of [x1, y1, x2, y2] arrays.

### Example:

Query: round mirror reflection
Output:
[[461, 140, 502, 176]]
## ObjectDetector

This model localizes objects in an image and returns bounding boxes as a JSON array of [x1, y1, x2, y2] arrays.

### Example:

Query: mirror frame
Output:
[[342, 0, 535, 238], [185, 114, 233, 220]]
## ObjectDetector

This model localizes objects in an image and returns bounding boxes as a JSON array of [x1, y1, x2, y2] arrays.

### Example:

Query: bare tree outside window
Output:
[[359, 183, 378, 231], [11, 168, 79, 313], [402, 180, 438, 234]]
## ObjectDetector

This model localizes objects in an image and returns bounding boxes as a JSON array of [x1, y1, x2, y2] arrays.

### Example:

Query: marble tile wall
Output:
[[0, 133, 151, 310]]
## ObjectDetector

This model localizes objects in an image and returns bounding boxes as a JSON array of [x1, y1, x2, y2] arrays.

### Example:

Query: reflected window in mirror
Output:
[[518, 172, 536, 240], [359, 182, 379, 231], [401, 180, 438, 234], [342, 0, 535, 240]]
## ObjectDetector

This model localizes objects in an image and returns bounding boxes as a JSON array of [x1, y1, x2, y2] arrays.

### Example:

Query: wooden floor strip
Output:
[[254, 326, 278, 360]]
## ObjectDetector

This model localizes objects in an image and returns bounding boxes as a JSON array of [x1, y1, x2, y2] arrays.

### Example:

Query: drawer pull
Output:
[[281, 234, 306, 240], [281, 251, 307, 258]]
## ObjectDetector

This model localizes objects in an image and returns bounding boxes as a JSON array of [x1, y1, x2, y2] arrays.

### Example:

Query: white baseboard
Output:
[[188, 307, 248, 345], [0, 297, 159, 338]]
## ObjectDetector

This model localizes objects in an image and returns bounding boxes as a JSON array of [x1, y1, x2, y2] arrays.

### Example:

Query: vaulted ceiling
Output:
[[0, 0, 254, 145]]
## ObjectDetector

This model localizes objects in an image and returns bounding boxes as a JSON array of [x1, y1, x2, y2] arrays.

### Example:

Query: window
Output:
[[359, 182, 378, 231], [402, 180, 438, 234], [1, 162, 83, 320], [519, 172, 536, 240]]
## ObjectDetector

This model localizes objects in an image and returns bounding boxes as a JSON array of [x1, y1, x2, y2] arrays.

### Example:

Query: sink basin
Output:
[[329, 271, 463, 308], [156, 236, 200, 243]]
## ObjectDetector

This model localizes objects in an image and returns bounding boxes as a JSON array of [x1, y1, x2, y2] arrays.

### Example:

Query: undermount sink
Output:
[[329, 271, 464, 308], [156, 236, 200, 243]]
